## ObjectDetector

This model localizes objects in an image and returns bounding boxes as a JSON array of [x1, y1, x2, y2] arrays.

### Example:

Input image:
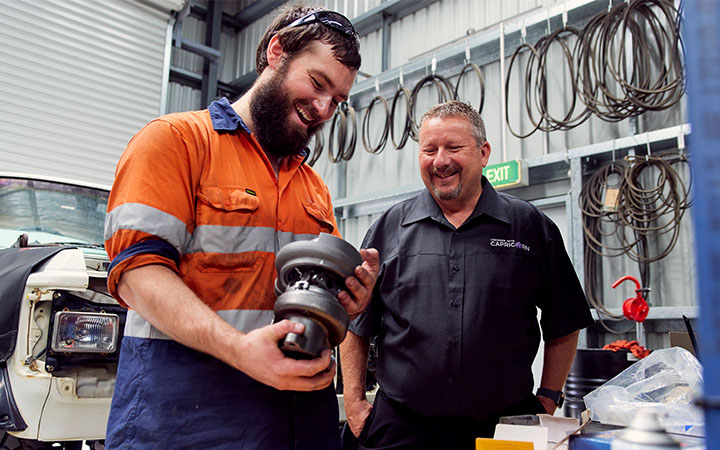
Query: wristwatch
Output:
[[536, 387, 565, 408]]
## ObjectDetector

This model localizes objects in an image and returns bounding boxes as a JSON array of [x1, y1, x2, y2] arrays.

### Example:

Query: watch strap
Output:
[[536, 387, 564, 407]]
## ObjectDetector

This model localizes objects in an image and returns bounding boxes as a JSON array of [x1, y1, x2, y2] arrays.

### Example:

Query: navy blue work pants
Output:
[[344, 390, 545, 450], [106, 337, 340, 449]]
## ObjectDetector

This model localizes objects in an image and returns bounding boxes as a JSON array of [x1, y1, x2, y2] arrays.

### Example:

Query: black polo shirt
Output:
[[350, 177, 594, 422]]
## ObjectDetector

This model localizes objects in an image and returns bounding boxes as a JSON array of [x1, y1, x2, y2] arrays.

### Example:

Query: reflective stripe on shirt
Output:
[[107, 202, 321, 255], [105, 202, 191, 251]]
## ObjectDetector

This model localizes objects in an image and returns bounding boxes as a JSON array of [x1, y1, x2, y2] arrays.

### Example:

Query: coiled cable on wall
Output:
[[328, 102, 358, 163], [580, 160, 629, 322], [533, 27, 591, 132], [361, 95, 390, 155], [453, 62, 485, 114], [306, 131, 324, 167], [575, 0, 685, 122], [389, 86, 413, 150], [617, 153, 690, 263], [579, 150, 691, 329], [504, 0, 684, 138], [505, 42, 543, 139], [409, 73, 455, 141]]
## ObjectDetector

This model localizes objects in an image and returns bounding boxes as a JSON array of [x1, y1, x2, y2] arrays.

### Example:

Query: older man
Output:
[[341, 101, 593, 449], [104, 5, 378, 449]]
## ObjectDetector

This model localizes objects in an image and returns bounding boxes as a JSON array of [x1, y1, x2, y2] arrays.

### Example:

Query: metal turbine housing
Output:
[[274, 233, 362, 359]]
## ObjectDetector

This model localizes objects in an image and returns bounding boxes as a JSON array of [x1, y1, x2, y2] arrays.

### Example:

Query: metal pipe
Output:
[[499, 22, 507, 162], [381, 13, 390, 72], [159, 17, 175, 115], [684, 1, 720, 445]]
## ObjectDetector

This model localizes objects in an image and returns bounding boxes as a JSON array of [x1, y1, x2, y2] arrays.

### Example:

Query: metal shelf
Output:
[[590, 306, 698, 321]]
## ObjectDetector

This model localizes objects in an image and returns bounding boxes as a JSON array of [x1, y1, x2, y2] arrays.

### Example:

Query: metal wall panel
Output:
[[0, 0, 171, 186], [220, 0, 383, 84]]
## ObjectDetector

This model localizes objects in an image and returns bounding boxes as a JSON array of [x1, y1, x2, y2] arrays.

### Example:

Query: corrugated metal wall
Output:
[[0, 0, 174, 186]]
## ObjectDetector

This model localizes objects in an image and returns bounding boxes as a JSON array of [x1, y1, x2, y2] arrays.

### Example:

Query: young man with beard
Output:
[[103, 5, 379, 449], [340, 101, 593, 450]]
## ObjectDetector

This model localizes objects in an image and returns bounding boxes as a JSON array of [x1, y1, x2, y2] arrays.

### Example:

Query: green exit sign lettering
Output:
[[483, 160, 529, 190]]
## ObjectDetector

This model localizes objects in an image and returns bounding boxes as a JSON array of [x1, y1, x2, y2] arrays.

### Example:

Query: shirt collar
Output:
[[402, 176, 511, 227], [472, 177, 511, 225], [208, 97, 252, 134]]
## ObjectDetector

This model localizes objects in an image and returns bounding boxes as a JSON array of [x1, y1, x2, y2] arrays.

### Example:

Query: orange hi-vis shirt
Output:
[[104, 98, 340, 338]]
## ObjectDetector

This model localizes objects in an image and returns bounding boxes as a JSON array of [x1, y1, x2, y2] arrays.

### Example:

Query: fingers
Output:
[[240, 323, 336, 391], [338, 248, 380, 319], [279, 349, 336, 391], [346, 400, 373, 437], [277, 348, 333, 377], [349, 420, 364, 438], [270, 319, 305, 339]]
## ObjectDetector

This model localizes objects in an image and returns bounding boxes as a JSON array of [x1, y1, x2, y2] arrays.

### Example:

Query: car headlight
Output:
[[50, 311, 119, 353]]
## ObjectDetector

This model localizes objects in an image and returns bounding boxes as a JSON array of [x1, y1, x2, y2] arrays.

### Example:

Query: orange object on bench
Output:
[[603, 339, 651, 358]]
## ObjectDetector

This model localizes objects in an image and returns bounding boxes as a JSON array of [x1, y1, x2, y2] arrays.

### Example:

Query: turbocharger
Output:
[[274, 233, 362, 359]]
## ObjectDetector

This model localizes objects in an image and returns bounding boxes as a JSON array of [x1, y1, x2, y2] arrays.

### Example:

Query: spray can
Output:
[[611, 408, 680, 449]]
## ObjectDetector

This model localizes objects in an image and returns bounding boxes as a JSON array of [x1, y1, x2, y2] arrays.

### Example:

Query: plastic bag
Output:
[[583, 347, 704, 435]]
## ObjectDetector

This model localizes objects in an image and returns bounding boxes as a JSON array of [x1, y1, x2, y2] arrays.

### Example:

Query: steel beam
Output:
[[352, 0, 440, 37], [684, 0, 720, 443], [232, 0, 288, 31], [201, 0, 222, 107]]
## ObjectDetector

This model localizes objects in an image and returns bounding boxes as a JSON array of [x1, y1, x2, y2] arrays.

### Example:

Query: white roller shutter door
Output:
[[0, 0, 177, 186]]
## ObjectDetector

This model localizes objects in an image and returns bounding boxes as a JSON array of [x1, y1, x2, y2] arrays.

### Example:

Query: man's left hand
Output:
[[338, 248, 379, 320], [537, 395, 557, 415]]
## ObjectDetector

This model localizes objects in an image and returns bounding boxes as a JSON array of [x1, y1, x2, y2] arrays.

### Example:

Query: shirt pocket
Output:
[[193, 186, 265, 273], [302, 200, 335, 234], [196, 186, 260, 227]]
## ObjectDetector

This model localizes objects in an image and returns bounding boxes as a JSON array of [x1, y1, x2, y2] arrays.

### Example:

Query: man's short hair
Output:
[[255, 4, 361, 74], [419, 101, 487, 146]]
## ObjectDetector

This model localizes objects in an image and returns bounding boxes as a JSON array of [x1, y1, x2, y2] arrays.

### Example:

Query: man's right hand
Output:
[[235, 319, 336, 392], [345, 397, 373, 438]]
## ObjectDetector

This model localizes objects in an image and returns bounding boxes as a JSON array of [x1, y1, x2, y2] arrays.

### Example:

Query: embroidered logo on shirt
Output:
[[490, 238, 530, 252], [245, 188, 257, 196]]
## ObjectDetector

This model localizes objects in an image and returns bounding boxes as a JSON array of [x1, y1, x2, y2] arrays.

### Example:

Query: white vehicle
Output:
[[0, 173, 122, 450]]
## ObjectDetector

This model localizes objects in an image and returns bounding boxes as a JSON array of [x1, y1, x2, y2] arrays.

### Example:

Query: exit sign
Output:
[[483, 160, 529, 190]]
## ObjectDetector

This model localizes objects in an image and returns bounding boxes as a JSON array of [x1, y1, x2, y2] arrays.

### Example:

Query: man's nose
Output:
[[434, 148, 451, 168], [313, 96, 334, 121]]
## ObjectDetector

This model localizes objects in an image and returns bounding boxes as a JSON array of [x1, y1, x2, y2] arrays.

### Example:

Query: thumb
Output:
[[270, 319, 305, 339]]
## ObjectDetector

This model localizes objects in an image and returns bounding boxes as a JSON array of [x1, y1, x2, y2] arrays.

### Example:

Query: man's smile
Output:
[[295, 103, 316, 126]]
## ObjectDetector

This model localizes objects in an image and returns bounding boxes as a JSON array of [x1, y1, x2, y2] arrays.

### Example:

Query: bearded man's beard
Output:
[[250, 66, 324, 158]]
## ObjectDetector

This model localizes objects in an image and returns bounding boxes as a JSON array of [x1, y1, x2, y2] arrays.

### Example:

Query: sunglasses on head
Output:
[[285, 10, 358, 38]]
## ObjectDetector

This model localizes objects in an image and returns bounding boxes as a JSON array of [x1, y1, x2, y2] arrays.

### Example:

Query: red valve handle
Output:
[[611, 275, 641, 291], [611, 275, 649, 323]]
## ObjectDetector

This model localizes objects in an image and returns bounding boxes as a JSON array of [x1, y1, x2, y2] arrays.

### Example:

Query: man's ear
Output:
[[266, 34, 284, 70], [480, 141, 492, 167]]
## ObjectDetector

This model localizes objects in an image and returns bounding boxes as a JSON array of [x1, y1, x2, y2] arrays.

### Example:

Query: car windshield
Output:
[[0, 177, 109, 247]]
